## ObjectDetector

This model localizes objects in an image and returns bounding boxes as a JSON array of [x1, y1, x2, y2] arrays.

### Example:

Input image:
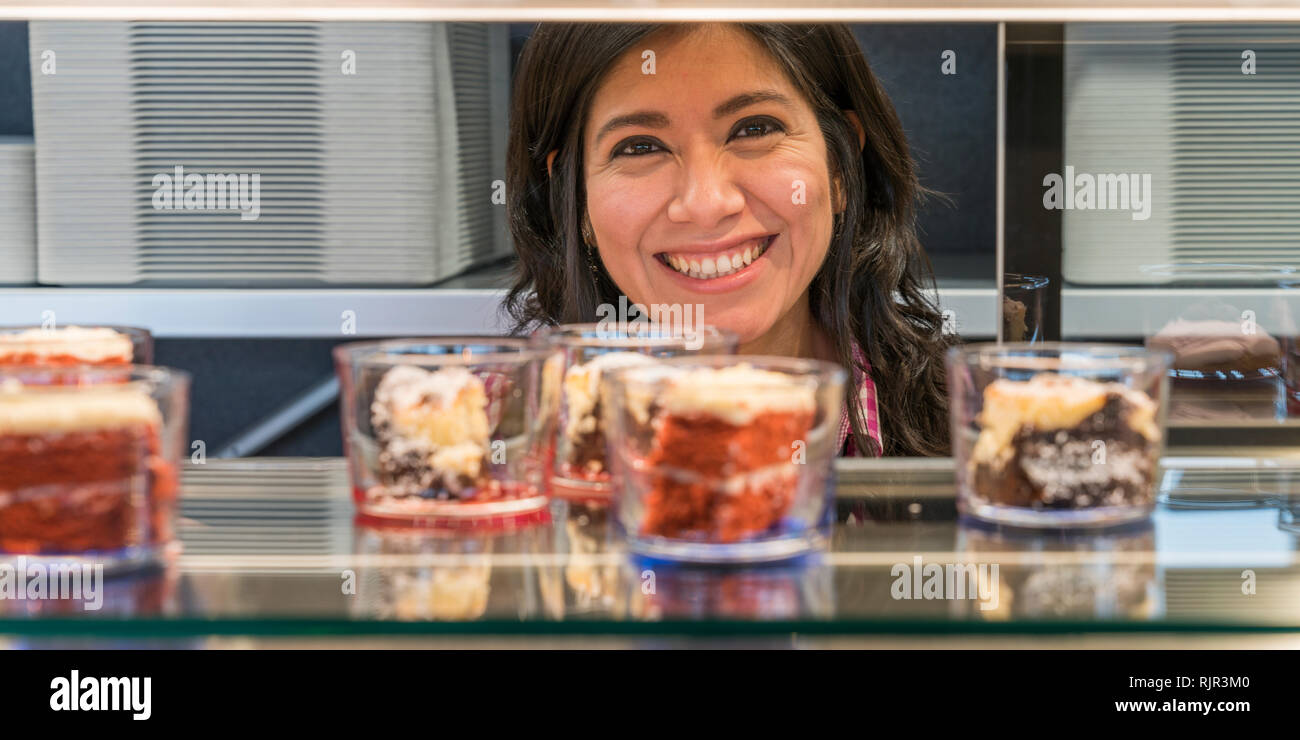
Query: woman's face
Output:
[[581, 25, 837, 343]]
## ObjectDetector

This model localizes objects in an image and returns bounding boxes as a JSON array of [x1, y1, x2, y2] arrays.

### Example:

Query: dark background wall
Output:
[[0, 22, 32, 135], [0, 21, 996, 457]]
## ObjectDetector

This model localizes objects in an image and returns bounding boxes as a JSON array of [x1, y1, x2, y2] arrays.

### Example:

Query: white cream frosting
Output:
[[563, 352, 659, 439], [0, 326, 134, 363], [371, 365, 490, 480], [972, 373, 1158, 467], [0, 386, 161, 434], [654, 363, 816, 425]]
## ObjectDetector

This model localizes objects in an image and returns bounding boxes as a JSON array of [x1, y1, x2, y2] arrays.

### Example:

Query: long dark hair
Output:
[[504, 23, 952, 457]]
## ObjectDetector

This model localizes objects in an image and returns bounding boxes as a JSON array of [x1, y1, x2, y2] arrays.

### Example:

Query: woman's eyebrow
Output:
[[712, 90, 794, 119], [595, 111, 669, 143], [593, 90, 794, 145]]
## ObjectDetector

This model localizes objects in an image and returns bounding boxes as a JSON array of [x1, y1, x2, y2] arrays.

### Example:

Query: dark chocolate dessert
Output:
[[970, 374, 1160, 510]]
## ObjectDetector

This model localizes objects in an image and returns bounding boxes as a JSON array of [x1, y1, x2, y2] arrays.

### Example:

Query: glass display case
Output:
[[1, 2, 1298, 649]]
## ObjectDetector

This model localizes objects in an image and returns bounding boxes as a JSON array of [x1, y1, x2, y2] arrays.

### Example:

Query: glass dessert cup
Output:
[[603, 355, 844, 563], [1002, 273, 1048, 343], [0, 365, 189, 572], [532, 323, 738, 502], [947, 343, 1171, 529], [334, 338, 549, 524], [0, 325, 154, 367]]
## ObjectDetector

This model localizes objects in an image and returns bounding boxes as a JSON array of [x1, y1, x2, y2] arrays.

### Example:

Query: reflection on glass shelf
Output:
[[0, 456, 1297, 640]]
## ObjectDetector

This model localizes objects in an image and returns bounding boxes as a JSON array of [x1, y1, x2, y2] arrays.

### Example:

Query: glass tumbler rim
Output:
[[333, 336, 547, 369], [599, 353, 848, 387], [948, 342, 1174, 374], [0, 323, 153, 336], [531, 322, 739, 351], [1003, 273, 1050, 290], [0, 363, 189, 389]]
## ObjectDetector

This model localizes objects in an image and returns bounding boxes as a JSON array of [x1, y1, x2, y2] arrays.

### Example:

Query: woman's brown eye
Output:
[[732, 117, 783, 140], [615, 138, 663, 157]]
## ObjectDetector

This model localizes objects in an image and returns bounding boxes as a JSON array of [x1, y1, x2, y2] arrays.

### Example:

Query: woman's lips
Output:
[[655, 234, 775, 279], [653, 234, 776, 294]]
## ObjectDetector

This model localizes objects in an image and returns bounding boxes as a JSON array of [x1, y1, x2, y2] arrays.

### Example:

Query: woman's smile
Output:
[[655, 233, 776, 286]]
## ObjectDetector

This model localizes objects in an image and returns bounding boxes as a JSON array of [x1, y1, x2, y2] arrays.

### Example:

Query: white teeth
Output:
[[663, 235, 772, 279]]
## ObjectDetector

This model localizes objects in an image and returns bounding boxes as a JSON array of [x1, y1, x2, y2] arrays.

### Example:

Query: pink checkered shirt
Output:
[[836, 341, 883, 458]]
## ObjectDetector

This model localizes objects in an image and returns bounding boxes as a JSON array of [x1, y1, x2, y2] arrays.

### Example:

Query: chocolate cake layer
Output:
[[972, 395, 1157, 509]]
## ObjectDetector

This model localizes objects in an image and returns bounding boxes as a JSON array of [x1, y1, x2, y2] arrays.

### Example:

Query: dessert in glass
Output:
[[0, 365, 189, 568], [947, 343, 1171, 528], [334, 338, 549, 523], [0, 325, 153, 367], [533, 323, 738, 500], [603, 356, 844, 562], [1002, 274, 1048, 343]]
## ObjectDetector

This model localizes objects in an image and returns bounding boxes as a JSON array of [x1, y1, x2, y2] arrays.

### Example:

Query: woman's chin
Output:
[[695, 308, 773, 346]]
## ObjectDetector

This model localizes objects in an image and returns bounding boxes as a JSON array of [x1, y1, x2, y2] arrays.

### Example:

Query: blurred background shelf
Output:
[[1061, 286, 1298, 339]]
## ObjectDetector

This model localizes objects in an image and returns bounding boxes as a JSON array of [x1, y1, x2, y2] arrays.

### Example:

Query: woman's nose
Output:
[[666, 155, 746, 229]]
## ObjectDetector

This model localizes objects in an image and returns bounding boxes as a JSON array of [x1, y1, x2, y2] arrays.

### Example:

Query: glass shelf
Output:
[[3, 456, 1298, 646]]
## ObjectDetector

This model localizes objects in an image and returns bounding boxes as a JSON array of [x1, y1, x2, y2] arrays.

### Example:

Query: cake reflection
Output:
[[350, 518, 553, 621], [954, 522, 1159, 620]]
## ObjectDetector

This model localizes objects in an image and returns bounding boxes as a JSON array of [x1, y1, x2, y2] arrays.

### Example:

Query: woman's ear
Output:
[[844, 110, 866, 152], [546, 149, 558, 177]]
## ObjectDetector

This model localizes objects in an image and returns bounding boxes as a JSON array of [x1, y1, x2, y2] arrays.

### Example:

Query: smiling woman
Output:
[[505, 23, 953, 457]]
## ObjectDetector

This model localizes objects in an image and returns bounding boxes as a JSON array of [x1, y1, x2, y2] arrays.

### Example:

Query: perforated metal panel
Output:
[[29, 22, 510, 286], [1063, 24, 1300, 285], [0, 136, 35, 284]]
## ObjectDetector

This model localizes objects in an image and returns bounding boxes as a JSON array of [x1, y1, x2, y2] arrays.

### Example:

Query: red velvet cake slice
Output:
[[0, 385, 166, 554], [639, 365, 816, 543]]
